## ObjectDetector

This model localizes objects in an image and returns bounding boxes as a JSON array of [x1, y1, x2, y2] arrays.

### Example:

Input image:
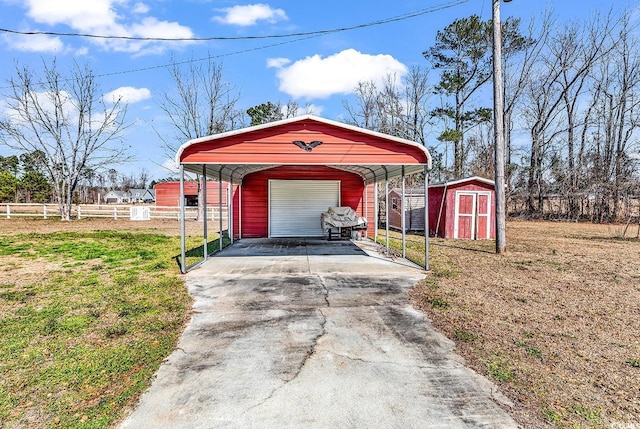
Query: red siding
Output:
[[428, 186, 446, 237], [154, 182, 228, 206], [386, 189, 426, 232], [180, 120, 428, 166], [388, 179, 496, 239], [363, 184, 375, 238], [388, 189, 402, 231], [234, 166, 365, 238], [441, 181, 495, 239]]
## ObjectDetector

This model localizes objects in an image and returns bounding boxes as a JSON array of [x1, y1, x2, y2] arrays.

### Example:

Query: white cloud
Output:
[[214, 4, 287, 26], [2, 32, 64, 53], [267, 57, 290, 68], [104, 86, 151, 104], [132, 2, 149, 14], [268, 49, 408, 99], [131, 17, 193, 39], [25, 0, 118, 32], [19, 0, 194, 54]]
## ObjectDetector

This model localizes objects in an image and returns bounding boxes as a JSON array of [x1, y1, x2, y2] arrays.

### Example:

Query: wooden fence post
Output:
[[6, 204, 9, 219], [43, 205, 47, 219]]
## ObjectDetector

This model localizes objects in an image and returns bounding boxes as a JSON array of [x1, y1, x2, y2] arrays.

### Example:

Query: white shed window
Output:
[[392, 198, 398, 210]]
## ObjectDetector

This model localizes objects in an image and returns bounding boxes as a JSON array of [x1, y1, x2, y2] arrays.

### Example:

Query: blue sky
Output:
[[0, 0, 637, 181]]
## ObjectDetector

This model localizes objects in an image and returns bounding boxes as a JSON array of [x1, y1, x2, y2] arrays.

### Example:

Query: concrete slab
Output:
[[121, 238, 518, 429]]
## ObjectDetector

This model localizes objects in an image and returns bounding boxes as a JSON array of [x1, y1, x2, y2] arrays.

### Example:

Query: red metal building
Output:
[[388, 177, 495, 239], [387, 187, 428, 233], [176, 115, 430, 240], [429, 177, 496, 239], [154, 181, 228, 207], [237, 165, 371, 238]]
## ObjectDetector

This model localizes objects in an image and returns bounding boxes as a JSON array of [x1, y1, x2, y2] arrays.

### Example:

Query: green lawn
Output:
[[0, 230, 210, 428]]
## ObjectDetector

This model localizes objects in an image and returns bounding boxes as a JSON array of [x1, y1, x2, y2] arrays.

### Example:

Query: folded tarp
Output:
[[320, 206, 367, 230]]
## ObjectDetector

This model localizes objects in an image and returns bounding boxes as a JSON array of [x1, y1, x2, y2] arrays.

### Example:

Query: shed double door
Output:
[[269, 180, 340, 237], [454, 191, 491, 239]]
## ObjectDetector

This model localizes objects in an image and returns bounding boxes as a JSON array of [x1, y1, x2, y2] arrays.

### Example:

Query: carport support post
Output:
[[229, 180, 233, 244], [179, 165, 186, 274], [219, 170, 223, 252], [385, 174, 389, 251], [202, 165, 208, 261], [363, 179, 368, 235], [424, 166, 430, 271], [401, 167, 406, 259], [373, 182, 378, 243], [238, 183, 242, 239]]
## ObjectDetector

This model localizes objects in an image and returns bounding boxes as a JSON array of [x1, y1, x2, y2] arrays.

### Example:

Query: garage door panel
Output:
[[270, 180, 340, 237]]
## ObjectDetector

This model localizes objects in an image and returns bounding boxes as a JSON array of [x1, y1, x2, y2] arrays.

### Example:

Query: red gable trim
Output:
[[177, 115, 431, 167]]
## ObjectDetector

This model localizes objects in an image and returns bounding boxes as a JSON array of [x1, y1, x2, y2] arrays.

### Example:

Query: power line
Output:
[[0, 34, 325, 89], [0, 1, 468, 42], [0, 0, 469, 89], [97, 34, 324, 79]]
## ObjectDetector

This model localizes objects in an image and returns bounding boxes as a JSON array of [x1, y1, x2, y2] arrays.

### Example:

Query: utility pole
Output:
[[493, 0, 509, 254]]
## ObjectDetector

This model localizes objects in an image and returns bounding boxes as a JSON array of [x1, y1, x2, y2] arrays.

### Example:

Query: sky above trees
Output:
[[0, 0, 637, 180]]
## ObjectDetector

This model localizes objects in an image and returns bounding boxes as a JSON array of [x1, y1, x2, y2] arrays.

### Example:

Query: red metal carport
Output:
[[175, 115, 431, 272]]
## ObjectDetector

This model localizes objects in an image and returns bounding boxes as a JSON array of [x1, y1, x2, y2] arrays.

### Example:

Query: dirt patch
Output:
[[411, 220, 640, 428], [0, 255, 63, 288]]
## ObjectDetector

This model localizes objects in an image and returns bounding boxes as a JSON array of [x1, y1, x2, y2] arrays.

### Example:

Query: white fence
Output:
[[2, 204, 228, 221]]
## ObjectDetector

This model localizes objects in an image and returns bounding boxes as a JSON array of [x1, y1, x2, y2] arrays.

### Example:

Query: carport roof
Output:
[[175, 115, 431, 185]]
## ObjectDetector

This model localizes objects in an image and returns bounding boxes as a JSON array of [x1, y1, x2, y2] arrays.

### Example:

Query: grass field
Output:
[[1, 218, 638, 428], [381, 221, 640, 428], [0, 218, 218, 428]]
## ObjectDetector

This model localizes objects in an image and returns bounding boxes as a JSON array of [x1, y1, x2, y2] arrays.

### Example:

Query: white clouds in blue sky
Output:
[[4, 0, 194, 54], [213, 4, 288, 26], [268, 49, 407, 99], [103, 87, 152, 104], [3, 33, 64, 53], [132, 2, 150, 15], [0, 0, 631, 179]]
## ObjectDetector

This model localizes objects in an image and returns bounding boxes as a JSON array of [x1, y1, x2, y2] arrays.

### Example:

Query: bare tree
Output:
[[158, 56, 242, 219], [342, 80, 380, 130], [0, 59, 129, 220], [521, 65, 565, 214], [584, 13, 640, 221], [343, 70, 432, 143], [520, 13, 617, 215], [502, 15, 549, 199], [401, 65, 432, 146]]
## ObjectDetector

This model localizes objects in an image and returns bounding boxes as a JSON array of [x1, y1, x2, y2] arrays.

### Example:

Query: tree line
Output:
[[0, 152, 153, 205], [1, 7, 639, 222], [342, 9, 640, 222]]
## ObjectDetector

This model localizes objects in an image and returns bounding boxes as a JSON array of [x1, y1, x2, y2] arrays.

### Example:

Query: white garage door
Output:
[[269, 180, 340, 237]]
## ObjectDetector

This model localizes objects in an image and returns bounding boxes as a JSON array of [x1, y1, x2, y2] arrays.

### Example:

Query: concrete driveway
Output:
[[121, 238, 518, 429]]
